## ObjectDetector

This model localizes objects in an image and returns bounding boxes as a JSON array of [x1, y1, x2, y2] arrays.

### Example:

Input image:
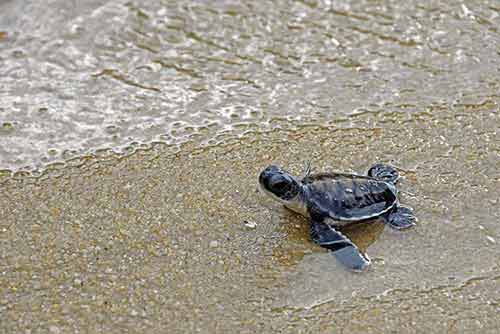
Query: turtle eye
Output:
[[272, 180, 288, 190], [270, 175, 292, 194]]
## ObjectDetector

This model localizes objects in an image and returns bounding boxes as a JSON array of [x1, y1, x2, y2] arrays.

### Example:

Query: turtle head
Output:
[[259, 165, 301, 203]]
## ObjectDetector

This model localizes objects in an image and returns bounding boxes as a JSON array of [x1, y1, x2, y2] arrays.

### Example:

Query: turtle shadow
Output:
[[272, 208, 385, 266], [338, 218, 385, 253]]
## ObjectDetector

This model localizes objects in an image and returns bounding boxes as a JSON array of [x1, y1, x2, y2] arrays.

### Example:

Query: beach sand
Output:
[[1, 107, 499, 333]]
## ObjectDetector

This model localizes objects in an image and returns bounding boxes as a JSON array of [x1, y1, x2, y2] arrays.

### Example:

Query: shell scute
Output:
[[303, 173, 397, 221]]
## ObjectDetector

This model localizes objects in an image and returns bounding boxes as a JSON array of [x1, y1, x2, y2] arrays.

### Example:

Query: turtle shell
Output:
[[302, 173, 397, 221]]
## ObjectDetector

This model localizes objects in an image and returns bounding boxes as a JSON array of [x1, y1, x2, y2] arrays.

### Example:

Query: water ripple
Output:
[[0, 0, 499, 173]]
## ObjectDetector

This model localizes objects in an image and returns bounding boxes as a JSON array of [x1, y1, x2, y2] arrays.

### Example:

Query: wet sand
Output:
[[1, 1, 500, 332], [1, 106, 499, 333]]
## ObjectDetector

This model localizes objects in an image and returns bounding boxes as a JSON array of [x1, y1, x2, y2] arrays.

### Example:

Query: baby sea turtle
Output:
[[259, 163, 416, 271]]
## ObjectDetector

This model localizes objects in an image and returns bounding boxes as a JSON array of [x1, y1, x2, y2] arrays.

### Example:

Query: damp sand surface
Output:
[[1, 108, 500, 333], [1, 0, 500, 333]]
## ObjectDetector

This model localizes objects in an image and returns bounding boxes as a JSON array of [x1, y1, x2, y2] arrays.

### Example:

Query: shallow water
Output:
[[1, 0, 500, 333], [1, 0, 499, 171]]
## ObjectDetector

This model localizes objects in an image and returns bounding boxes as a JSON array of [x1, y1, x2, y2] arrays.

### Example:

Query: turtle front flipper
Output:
[[383, 206, 417, 229], [310, 221, 371, 272], [367, 163, 399, 184]]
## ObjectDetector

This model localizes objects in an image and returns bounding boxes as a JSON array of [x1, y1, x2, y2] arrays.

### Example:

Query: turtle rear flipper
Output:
[[384, 206, 417, 229], [367, 163, 399, 184], [310, 221, 371, 271]]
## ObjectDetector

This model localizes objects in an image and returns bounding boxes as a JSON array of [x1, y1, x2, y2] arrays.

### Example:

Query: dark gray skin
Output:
[[259, 163, 416, 271]]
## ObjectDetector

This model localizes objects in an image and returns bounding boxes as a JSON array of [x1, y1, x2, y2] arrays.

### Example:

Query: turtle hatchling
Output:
[[259, 163, 416, 271]]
